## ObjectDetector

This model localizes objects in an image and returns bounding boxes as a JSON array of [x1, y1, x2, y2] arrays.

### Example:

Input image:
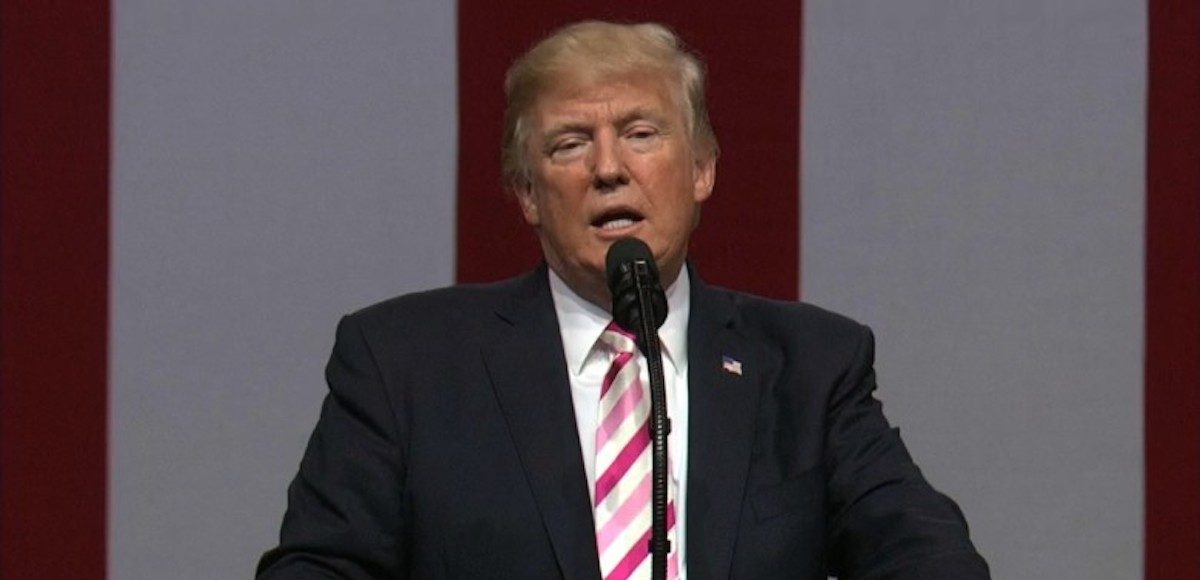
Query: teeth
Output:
[[601, 218, 636, 230]]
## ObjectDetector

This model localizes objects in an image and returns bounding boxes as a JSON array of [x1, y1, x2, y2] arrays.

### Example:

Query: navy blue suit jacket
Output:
[[258, 266, 988, 579]]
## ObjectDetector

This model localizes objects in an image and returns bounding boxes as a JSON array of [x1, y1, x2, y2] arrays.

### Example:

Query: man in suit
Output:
[[258, 21, 989, 579]]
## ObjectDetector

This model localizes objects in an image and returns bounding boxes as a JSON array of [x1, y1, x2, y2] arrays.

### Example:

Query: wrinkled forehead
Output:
[[527, 67, 685, 125]]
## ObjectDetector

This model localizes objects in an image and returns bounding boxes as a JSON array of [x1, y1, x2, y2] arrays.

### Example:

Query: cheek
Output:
[[649, 171, 699, 220], [542, 195, 578, 226]]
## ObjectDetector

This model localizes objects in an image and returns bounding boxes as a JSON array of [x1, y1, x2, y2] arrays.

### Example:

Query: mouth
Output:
[[591, 209, 645, 233]]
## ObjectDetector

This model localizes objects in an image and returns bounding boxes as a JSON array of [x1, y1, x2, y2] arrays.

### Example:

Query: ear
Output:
[[692, 155, 716, 203], [513, 182, 541, 226]]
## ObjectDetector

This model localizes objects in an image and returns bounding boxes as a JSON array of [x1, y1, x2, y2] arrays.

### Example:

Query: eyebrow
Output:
[[542, 123, 593, 143], [541, 107, 672, 141], [614, 107, 670, 128]]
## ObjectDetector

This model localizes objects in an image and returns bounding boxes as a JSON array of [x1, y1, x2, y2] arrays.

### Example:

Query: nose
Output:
[[591, 130, 628, 191]]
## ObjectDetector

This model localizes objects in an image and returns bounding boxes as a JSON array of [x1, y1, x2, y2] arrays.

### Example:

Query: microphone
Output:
[[605, 238, 668, 335], [604, 237, 671, 580]]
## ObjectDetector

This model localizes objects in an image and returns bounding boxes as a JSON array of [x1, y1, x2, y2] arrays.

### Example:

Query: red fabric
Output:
[[1, 1, 110, 577], [1145, 0, 1200, 576], [456, 4, 802, 300]]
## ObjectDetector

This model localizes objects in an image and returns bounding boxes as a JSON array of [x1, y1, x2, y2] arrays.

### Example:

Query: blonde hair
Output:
[[502, 21, 719, 188]]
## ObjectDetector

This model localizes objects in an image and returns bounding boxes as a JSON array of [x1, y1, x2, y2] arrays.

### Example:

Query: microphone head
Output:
[[605, 238, 667, 333], [605, 237, 658, 287]]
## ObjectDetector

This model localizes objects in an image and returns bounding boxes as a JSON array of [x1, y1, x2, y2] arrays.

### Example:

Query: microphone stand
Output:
[[631, 261, 670, 580]]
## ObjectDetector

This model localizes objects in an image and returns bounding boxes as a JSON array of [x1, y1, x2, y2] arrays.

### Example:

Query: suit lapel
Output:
[[482, 269, 601, 580], [686, 277, 769, 579]]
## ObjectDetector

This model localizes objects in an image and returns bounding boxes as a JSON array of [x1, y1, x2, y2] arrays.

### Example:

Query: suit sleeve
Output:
[[823, 325, 990, 580], [257, 315, 408, 579]]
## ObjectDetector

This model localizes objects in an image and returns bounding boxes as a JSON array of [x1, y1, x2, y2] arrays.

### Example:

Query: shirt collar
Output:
[[549, 265, 690, 375]]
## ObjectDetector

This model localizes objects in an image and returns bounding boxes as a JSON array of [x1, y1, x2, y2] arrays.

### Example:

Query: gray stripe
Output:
[[802, 2, 1145, 578], [111, 1, 457, 576]]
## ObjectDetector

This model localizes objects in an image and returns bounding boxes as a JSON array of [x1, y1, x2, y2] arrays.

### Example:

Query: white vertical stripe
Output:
[[803, 2, 1144, 578], [111, 1, 457, 577]]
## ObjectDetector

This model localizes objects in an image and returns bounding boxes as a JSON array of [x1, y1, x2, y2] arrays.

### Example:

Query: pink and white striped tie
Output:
[[594, 322, 677, 580]]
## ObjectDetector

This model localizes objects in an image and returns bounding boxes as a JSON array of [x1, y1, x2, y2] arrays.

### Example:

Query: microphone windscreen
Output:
[[605, 237, 657, 290], [605, 238, 667, 333]]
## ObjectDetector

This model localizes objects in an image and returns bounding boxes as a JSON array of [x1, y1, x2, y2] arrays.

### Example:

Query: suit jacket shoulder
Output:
[[347, 268, 543, 340], [692, 282, 873, 396]]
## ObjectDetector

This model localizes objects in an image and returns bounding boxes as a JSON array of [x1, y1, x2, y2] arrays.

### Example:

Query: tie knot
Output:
[[599, 321, 638, 354]]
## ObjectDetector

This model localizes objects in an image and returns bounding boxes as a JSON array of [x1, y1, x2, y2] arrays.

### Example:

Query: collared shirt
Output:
[[549, 267, 691, 579]]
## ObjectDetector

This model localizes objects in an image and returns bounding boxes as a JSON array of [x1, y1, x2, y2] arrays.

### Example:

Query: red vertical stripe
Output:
[[1146, 0, 1200, 577], [457, 4, 802, 300], [1, 1, 110, 578]]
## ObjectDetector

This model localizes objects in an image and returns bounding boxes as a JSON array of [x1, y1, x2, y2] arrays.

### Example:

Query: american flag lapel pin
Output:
[[721, 355, 743, 376]]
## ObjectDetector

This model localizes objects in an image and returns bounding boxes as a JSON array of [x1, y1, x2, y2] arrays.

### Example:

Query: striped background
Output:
[[2, 1, 1196, 578]]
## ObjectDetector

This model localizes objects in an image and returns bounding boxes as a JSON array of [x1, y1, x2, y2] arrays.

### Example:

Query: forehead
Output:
[[529, 72, 682, 128]]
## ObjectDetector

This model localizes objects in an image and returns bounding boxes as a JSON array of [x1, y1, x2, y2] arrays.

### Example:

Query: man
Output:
[[258, 21, 988, 579]]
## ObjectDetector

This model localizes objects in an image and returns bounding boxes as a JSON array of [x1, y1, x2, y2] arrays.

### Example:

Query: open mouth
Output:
[[591, 210, 644, 231]]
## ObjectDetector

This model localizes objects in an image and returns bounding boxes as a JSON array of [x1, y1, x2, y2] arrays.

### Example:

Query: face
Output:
[[514, 73, 716, 309]]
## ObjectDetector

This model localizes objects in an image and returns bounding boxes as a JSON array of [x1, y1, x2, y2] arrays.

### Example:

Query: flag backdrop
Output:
[[2, 1, 1197, 578]]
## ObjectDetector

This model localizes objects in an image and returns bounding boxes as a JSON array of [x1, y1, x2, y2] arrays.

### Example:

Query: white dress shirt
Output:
[[549, 267, 691, 579]]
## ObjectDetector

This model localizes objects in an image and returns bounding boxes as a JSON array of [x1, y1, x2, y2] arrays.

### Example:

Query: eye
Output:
[[626, 126, 659, 141], [623, 125, 663, 152], [548, 137, 588, 160]]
